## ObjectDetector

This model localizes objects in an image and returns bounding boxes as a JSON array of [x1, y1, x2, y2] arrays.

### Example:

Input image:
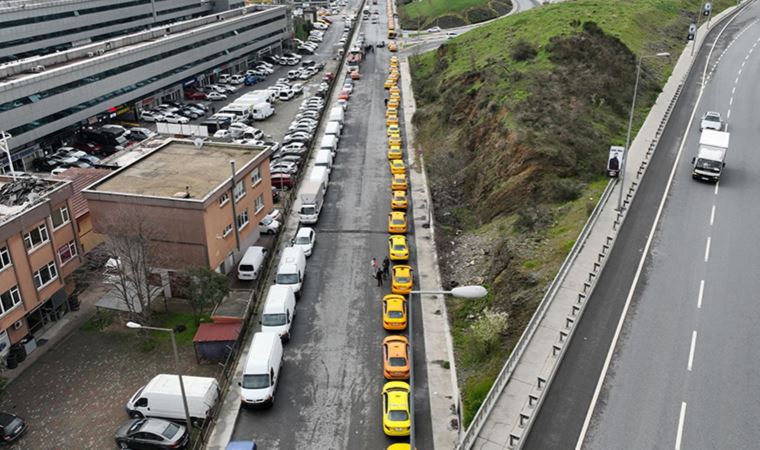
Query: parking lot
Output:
[[227, 0, 434, 448]]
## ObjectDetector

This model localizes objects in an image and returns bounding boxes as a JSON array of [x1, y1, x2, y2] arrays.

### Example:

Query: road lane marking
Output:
[[730, 96, 734, 106], [727, 109, 731, 119], [732, 87, 736, 94], [715, 182, 720, 195], [698, 280, 704, 309], [704, 236, 711, 262], [687, 331, 697, 371], [710, 204, 715, 225], [676, 402, 687, 450]]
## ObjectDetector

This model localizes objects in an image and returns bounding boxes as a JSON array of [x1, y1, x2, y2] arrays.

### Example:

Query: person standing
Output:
[[371, 257, 379, 275], [382, 257, 390, 280], [375, 268, 384, 286]]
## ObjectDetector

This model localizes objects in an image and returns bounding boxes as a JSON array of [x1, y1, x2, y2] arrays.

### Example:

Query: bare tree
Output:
[[100, 209, 167, 324]]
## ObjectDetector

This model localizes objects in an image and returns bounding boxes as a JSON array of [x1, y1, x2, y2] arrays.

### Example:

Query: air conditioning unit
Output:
[[97, 48, 105, 55], [87, 51, 95, 58], [12, 320, 22, 330], [31, 65, 45, 73]]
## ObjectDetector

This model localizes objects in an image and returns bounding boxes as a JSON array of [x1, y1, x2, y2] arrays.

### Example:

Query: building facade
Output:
[[83, 140, 273, 282], [0, 175, 82, 356], [0, 5, 288, 168], [0, 0, 245, 62]]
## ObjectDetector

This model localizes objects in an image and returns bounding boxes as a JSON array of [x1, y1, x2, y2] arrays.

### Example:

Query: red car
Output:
[[184, 91, 207, 100], [338, 90, 350, 100], [270, 174, 294, 188], [323, 72, 335, 82]]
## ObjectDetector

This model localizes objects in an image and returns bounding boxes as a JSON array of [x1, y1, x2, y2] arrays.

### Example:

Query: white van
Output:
[[126, 375, 219, 425], [239, 332, 283, 407], [275, 246, 306, 297], [325, 121, 342, 138], [252, 102, 275, 120], [319, 134, 338, 157], [238, 246, 268, 281], [329, 105, 344, 124], [261, 285, 297, 341], [314, 149, 333, 174], [218, 74, 231, 84]]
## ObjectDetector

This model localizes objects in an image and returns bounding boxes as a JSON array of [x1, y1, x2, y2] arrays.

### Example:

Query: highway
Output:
[[230, 1, 434, 448], [525, 3, 760, 449]]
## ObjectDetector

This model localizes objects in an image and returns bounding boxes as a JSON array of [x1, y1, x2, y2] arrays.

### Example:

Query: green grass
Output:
[[402, 0, 492, 21], [154, 312, 209, 346]]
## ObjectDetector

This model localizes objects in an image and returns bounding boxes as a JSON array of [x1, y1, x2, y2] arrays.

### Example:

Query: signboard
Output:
[[607, 145, 624, 177]]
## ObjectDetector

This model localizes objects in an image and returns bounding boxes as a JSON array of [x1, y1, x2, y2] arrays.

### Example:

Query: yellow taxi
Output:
[[388, 42, 398, 52], [386, 114, 399, 127], [388, 235, 409, 261], [391, 173, 408, 191], [390, 55, 399, 63], [386, 107, 398, 119], [391, 190, 408, 210], [389, 92, 400, 102], [382, 336, 410, 380], [389, 159, 406, 175], [382, 381, 410, 436], [388, 145, 403, 160], [384, 78, 396, 89], [382, 294, 408, 330], [388, 135, 402, 148], [389, 86, 400, 96], [387, 125, 400, 136], [387, 445, 412, 450], [391, 265, 413, 295], [351, 70, 361, 80], [388, 211, 408, 233], [388, 99, 400, 110]]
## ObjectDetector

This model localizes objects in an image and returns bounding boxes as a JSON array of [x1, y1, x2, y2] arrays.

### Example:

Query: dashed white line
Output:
[[698, 279, 704, 309], [732, 87, 736, 94], [687, 331, 697, 371], [710, 204, 716, 225], [704, 236, 711, 262], [715, 182, 720, 195], [735, 76, 740, 83], [730, 97, 734, 106], [675, 402, 687, 450], [727, 109, 731, 119]]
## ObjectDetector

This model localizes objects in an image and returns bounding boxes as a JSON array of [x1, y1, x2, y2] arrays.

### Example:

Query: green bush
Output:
[[511, 39, 537, 62]]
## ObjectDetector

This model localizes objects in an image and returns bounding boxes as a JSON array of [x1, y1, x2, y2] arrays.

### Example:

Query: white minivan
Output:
[[325, 120, 342, 138], [261, 285, 297, 341], [275, 246, 306, 297], [239, 332, 283, 407], [319, 134, 338, 157], [314, 149, 333, 174], [237, 246, 268, 281]]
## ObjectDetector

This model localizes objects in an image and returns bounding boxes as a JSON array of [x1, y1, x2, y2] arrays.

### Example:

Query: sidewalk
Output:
[[399, 58, 460, 450]]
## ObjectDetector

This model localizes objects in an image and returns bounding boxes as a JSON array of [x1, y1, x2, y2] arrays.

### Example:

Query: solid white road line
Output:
[[698, 279, 704, 309], [573, 7, 747, 447], [704, 236, 711, 262], [687, 331, 697, 371], [710, 204, 716, 225], [675, 402, 687, 450]]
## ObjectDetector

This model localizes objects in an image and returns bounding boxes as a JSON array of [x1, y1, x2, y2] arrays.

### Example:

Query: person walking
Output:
[[375, 268, 384, 286], [382, 257, 390, 280], [371, 257, 379, 277]]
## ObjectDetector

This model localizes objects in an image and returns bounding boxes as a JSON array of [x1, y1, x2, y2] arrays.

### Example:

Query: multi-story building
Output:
[[52, 168, 113, 253], [83, 139, 273, 293], [0, 0, 246, 62], [0, 175, 82, 354], [0, 4, 288, 169]]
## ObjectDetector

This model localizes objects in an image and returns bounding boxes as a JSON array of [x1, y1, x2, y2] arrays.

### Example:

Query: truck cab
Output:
[[691, 129, 729, 182]]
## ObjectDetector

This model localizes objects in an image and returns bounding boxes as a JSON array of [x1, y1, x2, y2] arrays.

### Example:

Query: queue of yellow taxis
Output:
[[389, 159, 406, 175], [382, 381, 410, 436], [388, 235, 409, 261], [382, 294, 407, 330], [386, 114, 399, 127], [391, 265, 413, 295], [388, 211, 407, 233], [391, 190, 408, 210], [382, 335, 410, 380]]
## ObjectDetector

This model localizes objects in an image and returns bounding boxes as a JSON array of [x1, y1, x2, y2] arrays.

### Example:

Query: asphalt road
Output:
[[230, 0, 434, 448], [525, 4, 760, 450]]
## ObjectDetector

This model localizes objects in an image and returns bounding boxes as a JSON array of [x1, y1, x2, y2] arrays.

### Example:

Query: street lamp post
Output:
[[0, 131, 16, 181], [616, 52, 670, 211], [407, 285, 487, 450], [126, 321, 193, 432]]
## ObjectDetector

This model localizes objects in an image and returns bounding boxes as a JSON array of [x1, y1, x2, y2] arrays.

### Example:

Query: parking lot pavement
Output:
[[0, 314, 216, 450], [228, 1, 434, 449]]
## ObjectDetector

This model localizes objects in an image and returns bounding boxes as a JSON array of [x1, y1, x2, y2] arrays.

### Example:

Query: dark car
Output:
[[32, 157, 60, 172], [270, 173, 294, 188], [226, 440, 257, 450], [184, 91, 207, 100], [72, 140, 105, 155], [177, 108, 200, 119], [114, 418, 188, 450], [0, 412, 26, 444]]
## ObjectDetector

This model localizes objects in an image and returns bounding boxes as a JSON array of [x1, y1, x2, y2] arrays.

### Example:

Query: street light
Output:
[[125, 321, 193, 432], [616, 52, 670, 211], [0, 131, 16, 181], [407, 285, 487, 450]]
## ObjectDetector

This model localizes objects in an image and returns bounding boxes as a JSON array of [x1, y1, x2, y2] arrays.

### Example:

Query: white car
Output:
[[292, 227, 316, 257], [214, 129, 232, 139], [140, 110, 165, 122], [700, 111, 722, 131], [207, 91, 227, 101], [163, 113, 189, 124], [258, 216, 281, 234], [427, 26, 441, 33], [279, 89, 296, 101]]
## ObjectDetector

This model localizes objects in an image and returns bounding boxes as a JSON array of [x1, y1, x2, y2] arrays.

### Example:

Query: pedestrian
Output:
[[371, 257, 378, 276], [211, 106, 216, 114], [382, 257, 390, 280], [375, 268, 384, 286], [384, 98, 388, 107]]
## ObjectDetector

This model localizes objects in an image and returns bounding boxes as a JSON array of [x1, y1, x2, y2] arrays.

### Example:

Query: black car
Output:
[[114, 418, 188, 450], [32, 157, 60, 172], [177, 108, 200, 119], [0, 412, 26, 443]]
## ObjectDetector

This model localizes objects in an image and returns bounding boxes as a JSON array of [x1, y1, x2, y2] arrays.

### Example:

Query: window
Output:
[[51, 205, 70, 229], [251, 167, 261, 186], [223, 224, 233, 238], [24, 223, 49, 251], [234, 180, 246, 202], [57, 240, 78, 265], [218, 192, 230, 207], [0, 286, 21, 316], [255, 195, 265, 213], [0, 247, 10, 271], [33, 261, 58, 290], [237, 209, 249, 230]]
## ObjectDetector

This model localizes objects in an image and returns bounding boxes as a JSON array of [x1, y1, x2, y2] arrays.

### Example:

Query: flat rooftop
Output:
[[92, 140, 265, 200]]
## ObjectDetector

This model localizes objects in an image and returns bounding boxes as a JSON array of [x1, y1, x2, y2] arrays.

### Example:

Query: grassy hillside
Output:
[[398, 0, 513, 29], [409, 0, 734, 426]]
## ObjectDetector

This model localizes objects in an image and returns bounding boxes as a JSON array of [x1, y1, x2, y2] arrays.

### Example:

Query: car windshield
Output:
[[388, 310, 404, 319], [262, 313, 287, 326], [696, 158, 721, 170], [392, 219, 404, 225], [295, 236, 311, 245], [161, 422, 181, 439], [389, 357, 407, 367], [301, 206, 316, 215], [389, 410, 409, 421], [261, 217, 273, 225], [395, 276, 410, 283], [704, 115, 720, 122], [276, 273, 299, 285], [242, 374, 270, 389], [393, 244, 405, 251]]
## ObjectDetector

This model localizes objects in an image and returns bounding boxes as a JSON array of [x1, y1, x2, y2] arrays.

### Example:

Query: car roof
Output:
[[384, 295, 405, 307], [390, 211, 405, 218], [0, 412, 18, 426], [296, 227, 313, 237], [393, 265, 411, 274], [389, 235, 405, 243]]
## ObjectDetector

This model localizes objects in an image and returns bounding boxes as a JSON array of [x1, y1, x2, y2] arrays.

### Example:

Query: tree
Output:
[[470, 307, 509, 355], [182, 266, 230, 324]]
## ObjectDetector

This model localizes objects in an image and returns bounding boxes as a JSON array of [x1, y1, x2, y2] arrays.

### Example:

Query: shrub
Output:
[[512, 39, 538, 61], [470, 307, 510, 354], [514, 206, 553, 232]]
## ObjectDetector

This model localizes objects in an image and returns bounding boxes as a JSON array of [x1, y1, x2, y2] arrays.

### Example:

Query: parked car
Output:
[[140, 110, 165, 122], [270, 173, 294, 188], [279, 142, 307, 155], [282, 132, 313, 144], [292, 227, 316, 257], [177, 108, 201, 119], [0, 411, 26, 443], [127, 127, 155, 141], [163, 113, 190, 124], [207, 91, 227, 101], [278, 89, 296, 101], [185, 91, 207, 100], [258, 215, 281, 234], [214, 129, 232, 140], [186, 102, 209, 112], [114, 418, 189, 450]]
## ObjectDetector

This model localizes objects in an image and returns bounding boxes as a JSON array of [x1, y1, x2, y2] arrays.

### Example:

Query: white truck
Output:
[[691, 129, 729, 182], [298, 180, 325, 224]]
